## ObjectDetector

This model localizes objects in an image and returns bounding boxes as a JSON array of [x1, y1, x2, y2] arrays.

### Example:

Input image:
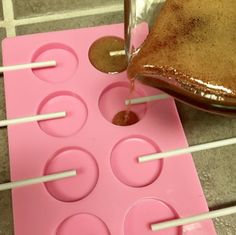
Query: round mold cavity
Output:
[[99, 82, 147, 126], [32, 43, 78, 83], [56, 213, 110, 235], [44, 147, 98, 202], [124, 199, 181, 235], [38, 91, 87, 137], [111, 136, 162, 187], [88, 36, 128, 74]]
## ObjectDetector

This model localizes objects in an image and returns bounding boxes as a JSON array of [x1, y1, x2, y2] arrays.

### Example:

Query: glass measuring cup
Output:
[[125, 0, 236, 116]]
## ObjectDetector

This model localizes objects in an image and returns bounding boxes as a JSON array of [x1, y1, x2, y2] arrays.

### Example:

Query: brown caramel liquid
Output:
[[112, 110, 139, 126], [124, 78, 136, 122], [89, 36, 128, 74], [112, 78, 139, 126], [89, 36, 139, 124]]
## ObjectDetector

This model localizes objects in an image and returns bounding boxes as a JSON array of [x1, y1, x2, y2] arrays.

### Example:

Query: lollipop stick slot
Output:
[[0, 111, 66, 127], [151, 206, 236, 231], [0, 170, 77, 191], [125, 94, 170, 105], [0, 60, 56, 73], [139, 137, 236, 163], [109, 50, 126, 56]]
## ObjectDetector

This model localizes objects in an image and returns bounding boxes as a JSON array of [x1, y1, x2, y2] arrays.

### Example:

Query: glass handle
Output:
[[124, 0, 166, 61], [124, 0, 134, 61]]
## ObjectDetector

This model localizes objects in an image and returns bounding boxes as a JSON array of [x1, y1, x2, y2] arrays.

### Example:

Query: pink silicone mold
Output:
[[38, 91, 88, 137], [32, 43, 78, 83], [57, 213, 110, 235], [124, 198, 180, 235], [111, 136, 162, 187], [99, 82, 146, 125], [2, 23, 217, 235], [44, 147, 98, 202]]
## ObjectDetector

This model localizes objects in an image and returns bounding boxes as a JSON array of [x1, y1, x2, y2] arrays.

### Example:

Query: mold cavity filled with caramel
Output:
[[112, 110, 139, 126], [112, 79, 139, 126], [89, 36, 128, 74]]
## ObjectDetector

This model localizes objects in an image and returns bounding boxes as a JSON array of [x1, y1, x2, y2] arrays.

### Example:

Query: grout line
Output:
[[2, 0, 16, 37], [14, 3, 124, 26], [0, 22, 5, 27], [0, 3, 123, 34]]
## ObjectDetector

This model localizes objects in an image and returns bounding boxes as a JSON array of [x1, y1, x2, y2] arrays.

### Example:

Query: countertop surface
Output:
[[0, 1, 235, 234]]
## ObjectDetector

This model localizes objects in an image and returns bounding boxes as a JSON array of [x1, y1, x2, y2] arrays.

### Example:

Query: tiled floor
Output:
[[0, 1, 235, 235], [0, 2, 3, 20], [12, 0, 122, 19], [16, 12, 123, 35]]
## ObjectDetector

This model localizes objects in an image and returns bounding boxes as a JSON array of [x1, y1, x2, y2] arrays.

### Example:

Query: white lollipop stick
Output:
[[109, 50, 126, 56], [0, 111, 66, 127], [0, 170, 77, 191], [0, 60, 56, 73], [151, 206, 236, 232], [139, 137, 236, 163], [125, 94, 170, 105]]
